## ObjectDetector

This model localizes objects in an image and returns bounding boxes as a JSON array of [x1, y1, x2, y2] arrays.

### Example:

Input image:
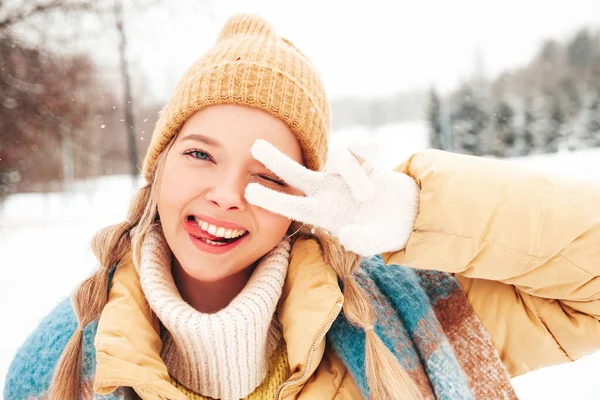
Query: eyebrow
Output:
[[180, 134, 221, 147]]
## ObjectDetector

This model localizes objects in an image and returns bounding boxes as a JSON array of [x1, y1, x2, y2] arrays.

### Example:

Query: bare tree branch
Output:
[[0, 0, 94, 31], [114, 0, 138, 180]]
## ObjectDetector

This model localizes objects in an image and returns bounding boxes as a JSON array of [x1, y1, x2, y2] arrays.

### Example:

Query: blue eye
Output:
[[183, 149, 212, 162]]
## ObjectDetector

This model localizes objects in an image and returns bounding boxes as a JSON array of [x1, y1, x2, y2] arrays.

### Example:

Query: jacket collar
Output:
[[93, 250, 187, 400], [276, 238, 344, 398], [94, 238, 342, 400]]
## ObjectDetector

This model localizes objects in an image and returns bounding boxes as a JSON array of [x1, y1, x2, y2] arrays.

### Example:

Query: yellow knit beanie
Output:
[[142, 14, 331, 181]]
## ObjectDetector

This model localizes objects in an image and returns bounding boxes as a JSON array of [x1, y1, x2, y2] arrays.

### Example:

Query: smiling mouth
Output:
[[185, 215, 248, 245]]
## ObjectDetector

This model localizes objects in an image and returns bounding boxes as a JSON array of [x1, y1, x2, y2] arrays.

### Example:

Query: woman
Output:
[[5, 13, 600, 400]]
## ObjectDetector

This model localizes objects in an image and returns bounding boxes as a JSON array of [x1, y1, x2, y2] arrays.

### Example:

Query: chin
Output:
[[180, 260, 237, 283]]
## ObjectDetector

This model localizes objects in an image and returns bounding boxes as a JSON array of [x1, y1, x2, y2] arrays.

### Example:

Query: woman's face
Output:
[[157, 104, 303, 283]]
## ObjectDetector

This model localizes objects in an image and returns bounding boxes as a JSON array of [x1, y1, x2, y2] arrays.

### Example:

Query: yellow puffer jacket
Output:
[[93, 150, 600, 399]]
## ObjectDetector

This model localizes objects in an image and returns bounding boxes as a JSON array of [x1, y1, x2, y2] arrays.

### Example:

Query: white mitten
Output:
[[244, 139, 420, 257]]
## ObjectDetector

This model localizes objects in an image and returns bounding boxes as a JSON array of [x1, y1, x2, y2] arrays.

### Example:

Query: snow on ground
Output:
[[1, 120, 599, 398]]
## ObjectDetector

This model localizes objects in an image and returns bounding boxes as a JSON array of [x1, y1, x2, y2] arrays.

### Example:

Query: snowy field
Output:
[[1, 120, 600, 398]]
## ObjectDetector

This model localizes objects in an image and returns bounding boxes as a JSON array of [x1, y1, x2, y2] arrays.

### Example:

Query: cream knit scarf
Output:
[[138, 225, 290, 400]]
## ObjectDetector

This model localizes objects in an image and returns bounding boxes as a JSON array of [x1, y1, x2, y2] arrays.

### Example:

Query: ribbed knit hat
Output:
[[142, 14, 331, 181]]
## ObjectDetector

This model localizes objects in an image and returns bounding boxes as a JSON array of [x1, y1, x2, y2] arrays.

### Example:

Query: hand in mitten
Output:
[[245, 139, 420, 257]]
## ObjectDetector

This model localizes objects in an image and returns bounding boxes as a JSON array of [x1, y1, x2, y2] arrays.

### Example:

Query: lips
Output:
[[183, 219, 248, 245], [184, 219, 222, 241], [183, 218, 248, 254]]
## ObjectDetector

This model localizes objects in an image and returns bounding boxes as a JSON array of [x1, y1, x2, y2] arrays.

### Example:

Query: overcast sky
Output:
[[125, 0, 600, 101]]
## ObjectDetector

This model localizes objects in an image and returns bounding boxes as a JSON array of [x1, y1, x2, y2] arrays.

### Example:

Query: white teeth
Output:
[[207, 225, 217, 235], [194, 218, 247, 239], [201, 238, 228, 246]]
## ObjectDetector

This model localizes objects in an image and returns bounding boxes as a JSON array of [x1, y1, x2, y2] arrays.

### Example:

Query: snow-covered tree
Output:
[[442, 27, 600, 157], [525, 94, 562, 154], [556, 78, 582, 151], [491, 98, 515, 157], [512, 99, 536, 156], [572, 87, 600, 148], [427, 88, 442, 149], [586, 88, 600, 147], [547, 95, 564, 153], [451, 84, 490, 156]]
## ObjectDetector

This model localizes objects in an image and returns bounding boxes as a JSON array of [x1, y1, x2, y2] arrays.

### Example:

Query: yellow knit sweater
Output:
[[171, 340, 290, 400]]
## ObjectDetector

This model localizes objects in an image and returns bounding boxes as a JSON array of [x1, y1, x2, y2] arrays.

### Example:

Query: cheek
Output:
[[254, 207, 291, 237], [158, 157, 196, 220]]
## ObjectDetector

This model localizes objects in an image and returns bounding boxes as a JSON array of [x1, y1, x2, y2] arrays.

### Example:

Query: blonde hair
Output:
[[48, 138, 422, 400], [48, 138, 173, 400], [290, 222, 423, 400]]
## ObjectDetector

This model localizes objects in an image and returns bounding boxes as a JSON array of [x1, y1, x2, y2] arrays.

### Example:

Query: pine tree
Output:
[[433, 27, 600, 156], [547, 95, 564, 152], [451, 84, 489, 156], [517, 99, 536, 156], [427, 88, 442, 149], [527, 94, 562, 154], [586, 88, 600, 147], [492, 98, 515, 157], [567, 29, 600, 78], [574, 87, 600, 148], [558, 78, 582, 150]]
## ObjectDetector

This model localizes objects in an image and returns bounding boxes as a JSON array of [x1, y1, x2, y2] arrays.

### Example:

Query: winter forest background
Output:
[[428, 30, 600, 157], [2, 2, 600, 195], [1, 0, 600, 398]]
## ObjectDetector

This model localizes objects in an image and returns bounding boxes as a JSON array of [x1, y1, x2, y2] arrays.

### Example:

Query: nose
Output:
[[204, 172, 247, 211]]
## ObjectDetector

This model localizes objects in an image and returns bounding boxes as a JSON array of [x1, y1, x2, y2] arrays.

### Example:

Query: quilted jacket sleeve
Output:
[[382, 149, 600, 377]]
